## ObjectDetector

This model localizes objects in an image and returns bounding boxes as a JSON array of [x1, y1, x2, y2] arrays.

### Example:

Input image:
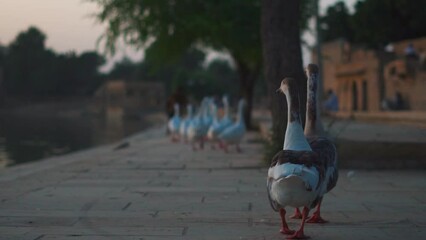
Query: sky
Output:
[[0, 0, 357, 72], [0, 0, 143, 72]]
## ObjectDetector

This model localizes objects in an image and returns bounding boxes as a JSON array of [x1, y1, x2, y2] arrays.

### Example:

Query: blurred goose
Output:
[[207, 95, 233, 148], [187, 98, 210, 150], [203, 97, 214, 127], [208, 99, 219, 131], [217, 99, 246, 153], [167, 103, 181, 142], [290, 64, 338, 223], [179, 104, 193, 143], [267, 78, 324, 239]]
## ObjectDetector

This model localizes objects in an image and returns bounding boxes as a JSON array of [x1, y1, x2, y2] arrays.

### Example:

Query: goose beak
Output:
[[276, 88, 281, 93]]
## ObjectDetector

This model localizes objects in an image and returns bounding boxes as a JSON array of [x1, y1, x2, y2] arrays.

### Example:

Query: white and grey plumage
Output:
[[167, 103, 181, 142], [179, 104, 193, 143], [207, 95, 233, 148], [295, 64, 338, 223], [267, 78, 324, 239], [187, 97, 211, 150], [217, 98, 246, 153]]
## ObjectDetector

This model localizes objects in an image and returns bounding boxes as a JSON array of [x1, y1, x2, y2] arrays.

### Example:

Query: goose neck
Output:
[[224, 99, 229, 117], [284, 88, 301, 125], [187, 106, 193, 118], [305, 68, 324, 136], [283, 88, 311, 151], [237, 101, 245, 124], [174, 104, 180, 116]]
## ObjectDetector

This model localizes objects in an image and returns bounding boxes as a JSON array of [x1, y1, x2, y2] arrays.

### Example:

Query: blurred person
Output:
[[165, 86, 188, 119], [323, 89, 339, 112], [404, 43, 418, 59]]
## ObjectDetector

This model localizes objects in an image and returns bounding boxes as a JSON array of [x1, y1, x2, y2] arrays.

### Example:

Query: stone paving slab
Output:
[[0, 126, 425, 239]]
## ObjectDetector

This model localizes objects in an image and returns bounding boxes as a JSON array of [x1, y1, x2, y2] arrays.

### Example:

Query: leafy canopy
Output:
[[90, 0, 262, 69], [3, 26, 105, 96], [321, 0, 426, 48]]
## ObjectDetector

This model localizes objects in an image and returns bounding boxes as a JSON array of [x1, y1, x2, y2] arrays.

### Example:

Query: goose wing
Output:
[[308, 136, 338, 193]]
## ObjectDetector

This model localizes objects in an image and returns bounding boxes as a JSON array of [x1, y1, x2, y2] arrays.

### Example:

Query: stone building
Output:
[[384, 58, 426, 110], [313, 37, 426, 112]]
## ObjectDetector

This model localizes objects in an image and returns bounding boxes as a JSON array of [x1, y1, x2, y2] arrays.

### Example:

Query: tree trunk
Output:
[[261, 0, 306, 154], [235, 60, 259, 129]]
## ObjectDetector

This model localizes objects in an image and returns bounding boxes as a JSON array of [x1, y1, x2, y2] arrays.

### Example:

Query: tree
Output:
[[0, 44, 6, 103], [89, 0, 262, 127], [75, 51, 105, 94], [261, 0, 306, 155], [4, 26, 48, 95], [320, 0, 426, 48], [351, 0, 426, 48], [108, 57, 139, 81], [141, 47, 207, 95], [320, 1, 354, 42], [3, 26, 105, 97], [0, 44, 6, 67]]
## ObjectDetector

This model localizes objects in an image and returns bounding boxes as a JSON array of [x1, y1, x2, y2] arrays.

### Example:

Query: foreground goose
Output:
[[179, 104, 193, 143], [301, 64, 338, 223], [167, 103, 181, 142], [217, 99, 246, 153], [207, 95, 233, 148], [267, 78, 324, 239]]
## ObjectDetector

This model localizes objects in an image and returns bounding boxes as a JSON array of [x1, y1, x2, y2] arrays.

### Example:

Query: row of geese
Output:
[[267, 64, 338, 239], [168, 96, 246, 152]]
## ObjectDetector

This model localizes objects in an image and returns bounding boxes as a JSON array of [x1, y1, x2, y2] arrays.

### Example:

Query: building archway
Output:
[[362, 80, 368, 111], [352, 81, 358, 111]]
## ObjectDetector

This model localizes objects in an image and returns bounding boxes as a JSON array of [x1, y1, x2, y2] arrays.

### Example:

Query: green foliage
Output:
[[321, 0, 426, 48], [3, 26, 105, 96], [352, 0, 426, 47], [106, 47, 239, 100], [89, 0, 262, 68], [108, 57, 139, 81], [5, 27, 49, 94], [320, 1, 354, 42]]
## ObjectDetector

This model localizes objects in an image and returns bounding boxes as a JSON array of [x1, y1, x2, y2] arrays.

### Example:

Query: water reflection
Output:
[[0, 112, 152, 168]]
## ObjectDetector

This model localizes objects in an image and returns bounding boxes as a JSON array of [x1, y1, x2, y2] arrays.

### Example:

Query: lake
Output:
[[0, 111, 163, 168]]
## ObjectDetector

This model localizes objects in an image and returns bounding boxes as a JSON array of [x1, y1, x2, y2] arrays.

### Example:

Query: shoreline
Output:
[[0, 109, 167, 170], [0, 125, 166, 182]]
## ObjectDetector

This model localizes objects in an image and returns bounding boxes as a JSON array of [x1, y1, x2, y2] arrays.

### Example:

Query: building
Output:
[[313, 37, 426, 112]]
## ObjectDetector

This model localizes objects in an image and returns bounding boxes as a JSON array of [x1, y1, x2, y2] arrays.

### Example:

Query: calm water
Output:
[[0, 113, 153, 168]]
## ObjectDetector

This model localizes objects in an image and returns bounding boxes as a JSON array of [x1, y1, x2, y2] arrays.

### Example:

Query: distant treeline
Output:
[[0, 26, 245, 100], [0, 27, 105, 97]]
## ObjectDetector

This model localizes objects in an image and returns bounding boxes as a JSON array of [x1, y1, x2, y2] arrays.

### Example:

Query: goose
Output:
[[267, 78, 324, 239], [290, 64, 338, 223], [217, 99, 246, 153], [187, 98, 210, 150], [179, 104, 193, 143], [207, 95, 233, 148], [203, 97, 214, 127], [167, 103, 181, 142]]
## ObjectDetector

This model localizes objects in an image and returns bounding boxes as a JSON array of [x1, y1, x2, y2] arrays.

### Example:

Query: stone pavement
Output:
[[0, 127, 425, 239]]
